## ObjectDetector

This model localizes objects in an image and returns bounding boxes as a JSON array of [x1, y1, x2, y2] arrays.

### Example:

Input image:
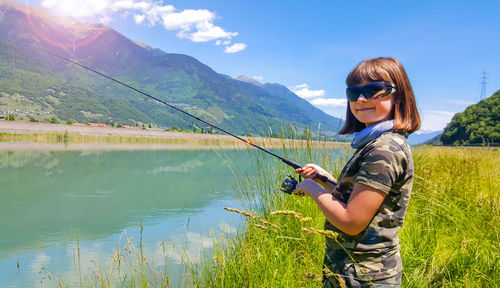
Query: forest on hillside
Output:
[[441, 90, 499, 145]]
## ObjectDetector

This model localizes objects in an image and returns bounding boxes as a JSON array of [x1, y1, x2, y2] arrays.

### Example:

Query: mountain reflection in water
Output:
[[0, 149, 252, 287]]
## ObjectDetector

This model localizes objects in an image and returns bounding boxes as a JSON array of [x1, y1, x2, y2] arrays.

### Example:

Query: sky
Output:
[[21, 0, 500, 132]]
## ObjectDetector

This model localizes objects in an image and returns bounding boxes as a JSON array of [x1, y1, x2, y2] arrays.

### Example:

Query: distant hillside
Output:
[[408, 130, 443, 145], [423, 133, 443, 145], [441, 90, 499, 145], [0, 0, 342, 136]]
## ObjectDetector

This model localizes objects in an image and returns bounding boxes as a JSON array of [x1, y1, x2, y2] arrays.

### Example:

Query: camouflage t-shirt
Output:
[[324, 131, 414, 282]]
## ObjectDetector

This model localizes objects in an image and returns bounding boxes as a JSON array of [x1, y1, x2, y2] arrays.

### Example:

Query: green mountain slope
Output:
[[441, 91, 499, 145], [0, 0, 342, 135]]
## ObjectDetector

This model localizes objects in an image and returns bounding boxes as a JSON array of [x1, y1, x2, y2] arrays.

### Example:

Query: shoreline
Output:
[[0, 120, 348, 151], [0, 120, 237, 139], [0, 142, 244, 151]]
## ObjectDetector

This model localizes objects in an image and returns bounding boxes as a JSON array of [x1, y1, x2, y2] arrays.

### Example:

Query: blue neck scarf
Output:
[[351, 120, 394, 149]]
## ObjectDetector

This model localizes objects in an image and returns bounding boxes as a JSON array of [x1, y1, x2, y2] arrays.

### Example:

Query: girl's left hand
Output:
[[296, 179, 328, 199]]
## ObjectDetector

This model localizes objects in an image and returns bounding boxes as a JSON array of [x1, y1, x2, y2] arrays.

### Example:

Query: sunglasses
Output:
[[346, 82, 396, 102]]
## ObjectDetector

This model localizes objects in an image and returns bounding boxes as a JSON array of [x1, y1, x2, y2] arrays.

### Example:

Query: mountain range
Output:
[[0, 0, 342, 136], [407, 130, 443, 145]]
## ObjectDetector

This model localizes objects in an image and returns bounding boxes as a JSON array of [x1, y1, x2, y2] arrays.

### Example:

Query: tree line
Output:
[[441, 90, 499, 146]]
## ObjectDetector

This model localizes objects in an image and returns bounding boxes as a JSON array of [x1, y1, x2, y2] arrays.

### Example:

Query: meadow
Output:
[[186, 144, 499, 287], [5, 131, 498, 287]]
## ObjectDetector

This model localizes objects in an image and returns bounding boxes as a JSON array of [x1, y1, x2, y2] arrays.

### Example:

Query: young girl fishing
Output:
[[296, 57, 420, 288]]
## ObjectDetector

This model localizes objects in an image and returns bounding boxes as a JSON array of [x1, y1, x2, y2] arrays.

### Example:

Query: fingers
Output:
[[296, 167, 316, 179], [296, 164, 321, 179]]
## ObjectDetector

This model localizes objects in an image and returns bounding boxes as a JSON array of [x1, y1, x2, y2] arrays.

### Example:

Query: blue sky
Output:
[[23, 0, 500, 131]]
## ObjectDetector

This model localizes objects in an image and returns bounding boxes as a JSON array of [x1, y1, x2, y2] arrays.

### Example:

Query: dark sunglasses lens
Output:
[[346, 88, 361, 101], [346, 84, 387, 101], [363, 85, 384, 98]]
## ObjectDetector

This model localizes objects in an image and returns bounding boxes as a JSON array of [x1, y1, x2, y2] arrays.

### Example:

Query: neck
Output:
[[365, 117, 393, 128], [351, 120, 395, 149]]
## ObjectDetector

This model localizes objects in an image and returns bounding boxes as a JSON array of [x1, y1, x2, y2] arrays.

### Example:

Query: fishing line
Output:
[[26, 44, 337, 187]]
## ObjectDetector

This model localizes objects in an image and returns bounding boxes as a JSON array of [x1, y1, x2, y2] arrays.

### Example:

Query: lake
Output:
[[0, 146, 345, 287], [0, 148, 261, 287]]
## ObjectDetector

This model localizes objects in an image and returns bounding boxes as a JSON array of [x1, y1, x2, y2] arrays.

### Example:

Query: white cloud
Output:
[[427, 110, 455, 117], [41, 0, 240, 47], [42, 0, 108, 19], [252, 75, 264, 81], [133, 14, 145, 24], [310, 98, 347, 107], [288, 84, 346, 118], [224, 43, 247, 53], [289, 84, 326, 99], [160, 9, 213, 30], [420, 110, 456, 131], [215, 40, 232, 46], [445, 99, 476, 106], [181, 22, 238, 42], [309, 98, 347, 120]]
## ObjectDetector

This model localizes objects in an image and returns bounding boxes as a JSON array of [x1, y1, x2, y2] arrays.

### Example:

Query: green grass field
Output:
[[33, 137, 499, 287], [186, 145, 499, 288]]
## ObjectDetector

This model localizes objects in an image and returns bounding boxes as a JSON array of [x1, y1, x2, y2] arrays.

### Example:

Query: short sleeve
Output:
[[355, 139, 408, 194]]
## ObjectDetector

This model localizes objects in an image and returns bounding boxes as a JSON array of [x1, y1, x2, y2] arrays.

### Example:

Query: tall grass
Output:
[[186, 128, 351, 287], [37, 132, 498, 287], [0, 132, 241, 146], [187, 141, 499, 287], [43, 227, 173, 287], [401, 147, 499, 287], [0, 131, 346, 149]]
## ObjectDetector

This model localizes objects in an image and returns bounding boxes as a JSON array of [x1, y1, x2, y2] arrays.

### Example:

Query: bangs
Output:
[[346, 60, 392, 86], [341, 57, 421, 135]]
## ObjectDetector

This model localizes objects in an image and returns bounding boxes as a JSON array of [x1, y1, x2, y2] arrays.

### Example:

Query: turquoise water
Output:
[[0, 149, 254, 287], [0, 147, 345, 287]]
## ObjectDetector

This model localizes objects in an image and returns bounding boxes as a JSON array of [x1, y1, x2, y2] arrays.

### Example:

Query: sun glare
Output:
[[26, 0, 109, 48], [41, 0, 108, 19]]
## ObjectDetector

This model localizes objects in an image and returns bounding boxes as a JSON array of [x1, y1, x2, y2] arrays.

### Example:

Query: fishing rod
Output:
[[26, 44, 337, 191]]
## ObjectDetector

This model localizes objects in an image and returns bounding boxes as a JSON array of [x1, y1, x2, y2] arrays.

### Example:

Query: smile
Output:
[[356, 107, 375, 112]]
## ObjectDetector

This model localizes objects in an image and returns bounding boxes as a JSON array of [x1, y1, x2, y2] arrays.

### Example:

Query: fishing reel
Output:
[[281, 174, 301, 195]]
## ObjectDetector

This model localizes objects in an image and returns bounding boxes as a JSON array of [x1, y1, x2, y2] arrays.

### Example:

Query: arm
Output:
[[296, 179, 386, 236]]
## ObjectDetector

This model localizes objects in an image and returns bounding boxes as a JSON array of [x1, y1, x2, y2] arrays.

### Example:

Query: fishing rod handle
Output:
[[314, 173, 337, 186], [281, 158, 302, 169]]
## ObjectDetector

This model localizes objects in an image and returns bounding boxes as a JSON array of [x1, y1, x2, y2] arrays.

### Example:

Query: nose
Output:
[[357, 94, 367, 102]]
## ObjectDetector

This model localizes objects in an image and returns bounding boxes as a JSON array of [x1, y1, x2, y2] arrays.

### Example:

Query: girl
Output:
[[296, 57, 420, 288]]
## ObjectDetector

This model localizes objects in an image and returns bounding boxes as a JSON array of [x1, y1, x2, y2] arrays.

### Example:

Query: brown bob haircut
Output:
[[339, 57, 421, 135]]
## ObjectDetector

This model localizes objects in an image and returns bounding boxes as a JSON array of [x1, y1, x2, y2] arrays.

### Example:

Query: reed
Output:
[[37, 130, 498, 287], [0, 131, 347, 149], [185, 126, 351, 287], [42, 228, 173, 287], [186, 141, 499, 287], [0, 132, 232, 146]]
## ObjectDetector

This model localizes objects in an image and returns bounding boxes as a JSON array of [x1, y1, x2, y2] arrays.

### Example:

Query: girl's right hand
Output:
[[296, 164, 336, 182]]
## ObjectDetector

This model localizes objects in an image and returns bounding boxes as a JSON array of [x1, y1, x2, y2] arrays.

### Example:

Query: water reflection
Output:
[[0, 149, 250, 287]]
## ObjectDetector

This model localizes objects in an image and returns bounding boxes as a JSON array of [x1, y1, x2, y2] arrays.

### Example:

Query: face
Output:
[[349, 80, 394, 127]]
